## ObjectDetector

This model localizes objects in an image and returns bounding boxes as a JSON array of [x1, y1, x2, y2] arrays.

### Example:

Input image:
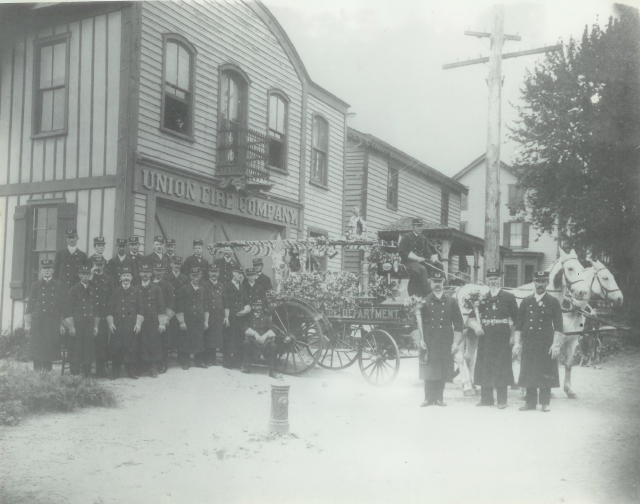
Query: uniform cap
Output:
[[119, 266, 132, 277], [209, 265, 219, 273], [193, 239, 204, 246], [166, 238, 176, 246], [430, 271, 445, 282], [92, 256, 106, 267], [152, 263, 166, 271], [232, 263, 244, 273], [116, 238, 127, 247], [78, 264, 92, 274], [486, 268, 502, 278], [128, 236, 139, 245], [245, 267, 258, 277], [65, 228, 78, 238], [411, 217, 423, 227], [190, 266, 202, 275], [170, 255, 183, 265], [139, 263, 152, 273], [153, 235, 165, 244], [252, 258, 264, 267], [534, 271, 549, 282], [93, 236, 106, 245], [40, 258, 54, 268]]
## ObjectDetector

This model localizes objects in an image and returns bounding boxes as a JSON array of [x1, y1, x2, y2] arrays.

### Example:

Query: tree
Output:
[[510, 6, 640, 325]]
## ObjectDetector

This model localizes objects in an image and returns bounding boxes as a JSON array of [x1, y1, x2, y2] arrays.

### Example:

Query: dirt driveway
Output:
[[1, 349, 639, 504]]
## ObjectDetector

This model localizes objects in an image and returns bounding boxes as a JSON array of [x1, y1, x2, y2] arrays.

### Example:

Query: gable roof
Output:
[[452, 153, 517, 181], [347, 128, 467, 194]]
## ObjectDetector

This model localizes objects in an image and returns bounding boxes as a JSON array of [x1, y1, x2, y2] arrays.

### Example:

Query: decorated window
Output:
[[162, 35, 195, 137], [34, 34, 69, 136], [218, 67, 249, 165], [267, 91, 288, 171], [310, 115, 329, 186]]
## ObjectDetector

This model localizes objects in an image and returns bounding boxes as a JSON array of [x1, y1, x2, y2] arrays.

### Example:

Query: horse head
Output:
[[585, 259, 624, 307], [553, 249, 589, 308]]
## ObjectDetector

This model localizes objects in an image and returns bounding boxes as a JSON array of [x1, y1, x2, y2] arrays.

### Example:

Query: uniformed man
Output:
[[107, 238, 132, 283], [53, 228, 88, 291], [222, 265, 251, 368], [474, 268, 519, 409], [107, 267, 143, 379], [398, 218, 441, 297], [214, 247, 236, 284], [146, 235, 170, 272], [252, 258, 273, 294], [182, 239, 210, 278], [138, 262, 166, 377], [165, 238, 177, 258], [203, 265, 225, 366], [24, 259, 66, 371], [165, 256, 188, 361], [175, 266, 209, 369], [88, 236, 107, 265], [127, 236, 144, 283], [66, 263, 99, 377], [90, 256, 114, 378], [241, 268, 279, 377], [152, 263, 175, 373], [513, 271, 564, 412], [419, 271, 464, 407]]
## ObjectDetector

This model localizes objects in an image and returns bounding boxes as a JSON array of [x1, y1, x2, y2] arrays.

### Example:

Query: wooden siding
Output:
[[137, 0, 303, 201], [304, 94, 346, 271], [0, 187, 117, 332], [342, 138, 365, 274], [0, 11, 122, 188], [132, 192, 147, 250]]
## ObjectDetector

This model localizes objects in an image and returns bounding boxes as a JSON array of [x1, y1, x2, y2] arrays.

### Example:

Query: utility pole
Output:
[[443, 4, 561, 277]]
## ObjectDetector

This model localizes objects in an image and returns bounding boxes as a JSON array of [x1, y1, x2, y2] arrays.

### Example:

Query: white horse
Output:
[[454, 249, 591, 397]]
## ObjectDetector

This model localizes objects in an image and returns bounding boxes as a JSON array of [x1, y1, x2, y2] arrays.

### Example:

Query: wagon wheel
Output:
[[271, 298, 324, 375], [358, 328, 400, 386], [317, 321, 360, 370]]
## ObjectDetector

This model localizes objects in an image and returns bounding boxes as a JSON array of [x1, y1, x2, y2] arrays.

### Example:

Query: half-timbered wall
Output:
[[0, 189, 116, 331], [137, 0, 303, 201], [304, 94, 346, 271]]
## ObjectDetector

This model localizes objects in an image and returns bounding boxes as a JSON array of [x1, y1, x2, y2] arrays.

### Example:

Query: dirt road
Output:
[[1, 349, 639, 504]]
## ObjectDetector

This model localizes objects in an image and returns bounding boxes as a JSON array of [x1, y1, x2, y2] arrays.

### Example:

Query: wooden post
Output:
[[484, 5, 504, 273]]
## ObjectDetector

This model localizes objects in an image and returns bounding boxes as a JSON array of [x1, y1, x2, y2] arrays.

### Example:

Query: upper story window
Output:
[[162, 35, 195, 138], [267, 91, 288, 171], [503, 221, 530, 248], [440, 189, 450, 226], [310, 115, 329, 186], [387, 164, 399, 210], [218, 67, 249, 165], [34, 34, 70, 136], [507, 183, 525, 215]]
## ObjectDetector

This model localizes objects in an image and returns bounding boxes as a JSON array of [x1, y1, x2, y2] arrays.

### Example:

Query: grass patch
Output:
[[0, 361, 116, 426]]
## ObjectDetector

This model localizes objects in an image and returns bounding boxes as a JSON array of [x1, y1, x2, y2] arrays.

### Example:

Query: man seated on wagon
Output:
[[241, 268, 281, 378], [398, 217, 443, 297]]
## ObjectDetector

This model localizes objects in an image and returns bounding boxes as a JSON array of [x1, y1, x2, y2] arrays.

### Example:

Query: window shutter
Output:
[[508, 185, 516, 207], [522, 222, 530, 248], [503, 222, 511, 247], [10, 206, 29, 300], [56, 202, 77, 250]]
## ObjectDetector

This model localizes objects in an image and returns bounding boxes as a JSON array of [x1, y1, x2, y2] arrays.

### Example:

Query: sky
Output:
[[265, 0, 633, 177]]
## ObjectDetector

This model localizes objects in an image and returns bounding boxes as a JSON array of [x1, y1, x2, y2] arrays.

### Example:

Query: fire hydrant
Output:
[[269, 384, 290, 434]]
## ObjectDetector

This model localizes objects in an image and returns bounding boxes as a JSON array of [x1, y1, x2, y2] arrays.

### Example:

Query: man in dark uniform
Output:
[[24, 259, 66, 371], [146, 235, 170, 272], [203, 265, 225, 366], [90, 256, 114, 378], [127, 236, 144, 284], [214, 247, 236, 284], [398, 218, 441, 297], [223, 265, 251, 368], [107, 238, 132, 284], [138, 262, 166, 377], [182, 239, 210, 278], [165, 238, 177, 258], [88, 236, 107, 265], [53, 228, 88, 291], [107, 267, 143, 379], [513, 271, 564, 412], [175, 266, 209, 369], [165, 256, 188, 362], [66, 263, 99, 377], [474, 268, 519, 409], [252, 258, 273, 294], [152, 263, 175, 373], [419, 271, 464, 407]]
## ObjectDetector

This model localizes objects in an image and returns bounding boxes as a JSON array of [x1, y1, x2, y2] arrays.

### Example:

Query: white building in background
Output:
[[453, 154, 559, 287]]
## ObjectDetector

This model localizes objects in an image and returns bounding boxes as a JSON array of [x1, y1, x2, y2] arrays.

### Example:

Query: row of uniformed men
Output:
[[26, 229, 277, 378]]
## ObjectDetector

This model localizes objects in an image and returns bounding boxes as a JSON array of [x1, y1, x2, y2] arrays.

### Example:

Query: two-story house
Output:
[[0, 1, 348, 331], [453, 154, 559, 286], [344, 128, 488, 283]]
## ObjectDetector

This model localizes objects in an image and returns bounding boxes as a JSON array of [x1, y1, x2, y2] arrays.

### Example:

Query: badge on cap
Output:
[[232, 263, 243, 273], [534, 271, 549, 282], [486, 268, 502, 278], [116, 238, 127, 247], [245, 267, 258, 276], [430, 271, 445, 282], [40, 258, 54, 268], [190, 266, 201, 275], [411, 217, 423, 227], [166, 239, 176, 246], [119, 266, 132, 277], [93, 236, 106, 246], [153, 235, 165, 244], [139, 263, 152, 273], [65, 228, 78, 238], [193, 239, 204, 246], [128, 236, 139, 245], [78, 264, 92, 274]]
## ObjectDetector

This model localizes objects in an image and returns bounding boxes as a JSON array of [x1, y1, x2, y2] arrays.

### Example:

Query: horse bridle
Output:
[[590, 265, 622, 301]]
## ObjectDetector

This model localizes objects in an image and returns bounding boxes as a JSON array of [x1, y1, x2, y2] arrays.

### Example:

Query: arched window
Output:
[[267, 91, 288, 171], [310, 115, 329, 186], [218, 67, 249, 165], [162, 35, 196, 137]]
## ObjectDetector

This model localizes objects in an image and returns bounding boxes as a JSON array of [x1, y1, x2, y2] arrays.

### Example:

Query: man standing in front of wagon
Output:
[[419, 271, 464, 407], [398, 218, 441, 297]]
